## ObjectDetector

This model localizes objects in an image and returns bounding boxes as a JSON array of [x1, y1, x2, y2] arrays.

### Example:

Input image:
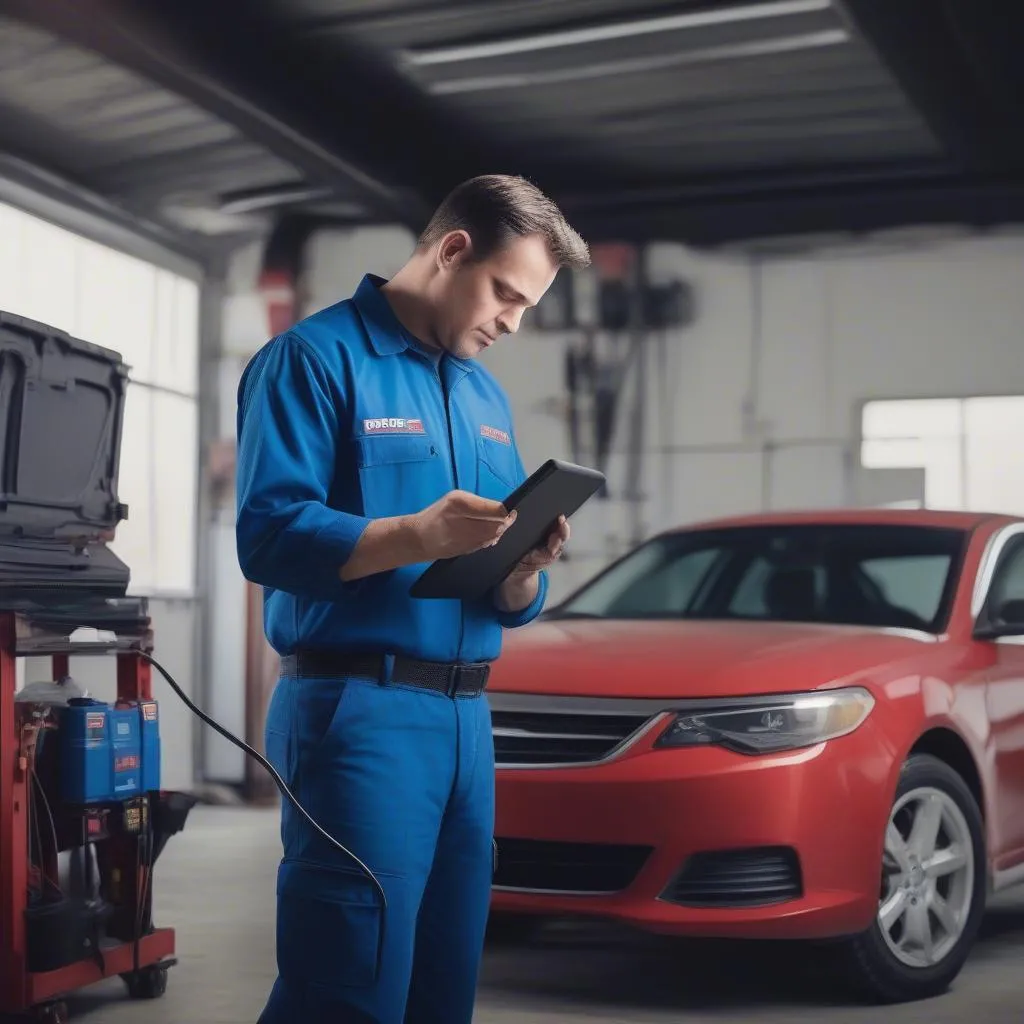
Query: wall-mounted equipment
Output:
[[533, 256, 695, 332], [643, 279, 695, 329], [533, 267, 575, 331]]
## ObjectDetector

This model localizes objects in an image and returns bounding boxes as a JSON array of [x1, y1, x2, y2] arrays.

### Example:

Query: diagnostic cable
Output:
[[135, 650, 388, 980]]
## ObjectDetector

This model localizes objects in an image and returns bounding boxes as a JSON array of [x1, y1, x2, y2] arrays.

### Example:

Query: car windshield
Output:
[[551, 524, 967, 633]]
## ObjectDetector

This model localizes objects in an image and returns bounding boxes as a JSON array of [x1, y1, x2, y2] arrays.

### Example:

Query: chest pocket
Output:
[[476, 434, 519, 503], [354, 434, 442, 519]]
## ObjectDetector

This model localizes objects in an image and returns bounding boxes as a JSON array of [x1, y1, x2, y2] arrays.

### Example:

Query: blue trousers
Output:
[[257, 673, 495, 1024]]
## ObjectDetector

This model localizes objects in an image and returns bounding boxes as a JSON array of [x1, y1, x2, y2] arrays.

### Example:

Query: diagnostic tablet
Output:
[[410, 458, 605, 601]]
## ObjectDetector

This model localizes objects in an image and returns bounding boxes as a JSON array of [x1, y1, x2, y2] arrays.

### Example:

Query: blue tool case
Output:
[[58, 697, 162, 804]]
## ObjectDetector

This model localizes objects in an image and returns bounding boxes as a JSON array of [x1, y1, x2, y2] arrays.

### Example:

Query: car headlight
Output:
[[653, 687, 875, 755]]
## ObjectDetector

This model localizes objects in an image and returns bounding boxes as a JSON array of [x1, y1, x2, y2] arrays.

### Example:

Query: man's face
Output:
[[433, 231, 559, 359]]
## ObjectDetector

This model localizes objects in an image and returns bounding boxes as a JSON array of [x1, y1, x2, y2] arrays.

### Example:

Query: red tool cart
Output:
[[0, 603, 186, 1023]]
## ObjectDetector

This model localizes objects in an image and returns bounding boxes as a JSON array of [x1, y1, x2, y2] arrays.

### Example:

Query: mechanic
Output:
[[235, 174, 591, 1024]]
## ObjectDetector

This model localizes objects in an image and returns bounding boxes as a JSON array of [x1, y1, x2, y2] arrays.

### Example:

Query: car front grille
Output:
[[489, 697, 658, 767], [660, 847, 803, 908], [493, 837, 653, 894]]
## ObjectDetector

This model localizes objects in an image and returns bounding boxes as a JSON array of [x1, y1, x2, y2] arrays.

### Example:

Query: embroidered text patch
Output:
[[364, 418, 425, 434], [480, 425, 511, 445]]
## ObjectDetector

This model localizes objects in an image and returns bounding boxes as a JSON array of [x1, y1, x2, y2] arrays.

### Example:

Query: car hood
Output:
[[489, 618, 940, 699]]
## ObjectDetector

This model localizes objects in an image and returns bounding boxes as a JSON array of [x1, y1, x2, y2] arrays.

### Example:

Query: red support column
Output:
[[116, 646, 152, 703], [0, 611, 29, 1013]]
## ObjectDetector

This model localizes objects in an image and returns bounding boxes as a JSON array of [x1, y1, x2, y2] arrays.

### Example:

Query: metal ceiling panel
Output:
[[0, 19, 229, 173], [289, 0, 712, 49], [399, 24, 940, 184], [398, 1, 843, 90], [421, 49, 895, 130], [0, 0, 1021, 247], [0, 14, 310, 246], [437, 44, 904, 124], [278, 0, 942, 191]]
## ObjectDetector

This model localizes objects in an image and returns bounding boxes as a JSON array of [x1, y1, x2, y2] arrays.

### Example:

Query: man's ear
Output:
[[437, 230, 472, 271]]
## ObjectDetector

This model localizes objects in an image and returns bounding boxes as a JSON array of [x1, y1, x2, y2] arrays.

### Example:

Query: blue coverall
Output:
[[235, 274, 547, 1023]]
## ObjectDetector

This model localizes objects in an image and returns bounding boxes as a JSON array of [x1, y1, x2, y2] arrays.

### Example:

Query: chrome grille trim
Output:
[[492, 726, 630, 743], [488, 691, 667, 769]]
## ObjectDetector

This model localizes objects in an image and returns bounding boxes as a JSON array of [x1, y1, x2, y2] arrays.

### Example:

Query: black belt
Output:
[[279, 650, 491, 697]]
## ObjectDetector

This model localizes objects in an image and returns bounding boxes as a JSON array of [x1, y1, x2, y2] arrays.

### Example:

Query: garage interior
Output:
[[3, 0, 1024, 1021]]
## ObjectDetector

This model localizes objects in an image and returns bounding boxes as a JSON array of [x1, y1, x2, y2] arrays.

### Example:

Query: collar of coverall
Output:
[[353, 273, 476, 374]]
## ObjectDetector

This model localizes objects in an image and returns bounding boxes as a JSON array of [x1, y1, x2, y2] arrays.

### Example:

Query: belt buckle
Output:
[[446, 664, 463, 698]]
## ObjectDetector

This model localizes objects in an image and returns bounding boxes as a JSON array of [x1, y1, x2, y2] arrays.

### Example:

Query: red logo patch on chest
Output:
[[480, 425, 511, 445], [363, 418, 425, 434]]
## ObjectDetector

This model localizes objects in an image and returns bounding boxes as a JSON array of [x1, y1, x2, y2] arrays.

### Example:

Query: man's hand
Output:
[[410, 490, 517, 561], [495, 515, 570, 613], [339, 490, 515, 583]]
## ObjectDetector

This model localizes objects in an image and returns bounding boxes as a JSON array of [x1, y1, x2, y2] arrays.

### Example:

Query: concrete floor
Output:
[[63, 806, 1024, 1024]]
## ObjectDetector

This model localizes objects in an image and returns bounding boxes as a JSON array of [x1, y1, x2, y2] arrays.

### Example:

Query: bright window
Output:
[[862, 396, 1024, 517], [0, 201, 199, 596]]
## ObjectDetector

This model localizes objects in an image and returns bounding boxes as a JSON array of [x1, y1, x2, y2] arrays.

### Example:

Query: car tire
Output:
[[841, 753, 987, 1004]]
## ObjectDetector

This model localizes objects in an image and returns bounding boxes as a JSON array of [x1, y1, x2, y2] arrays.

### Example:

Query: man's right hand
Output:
[[410, 490, 517, 561], [338, 490, 516, 583]]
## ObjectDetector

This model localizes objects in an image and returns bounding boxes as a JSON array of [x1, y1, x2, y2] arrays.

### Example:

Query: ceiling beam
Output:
[[118, 0, 499, 216], [567, 177, 1024, 247], [557, 158, 953, 212], [837, 0, 1024, 174], [0, 153, 206, 274]]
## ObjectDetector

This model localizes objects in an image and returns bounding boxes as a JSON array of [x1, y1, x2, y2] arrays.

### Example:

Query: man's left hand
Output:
[[495, 515, 570, 613]]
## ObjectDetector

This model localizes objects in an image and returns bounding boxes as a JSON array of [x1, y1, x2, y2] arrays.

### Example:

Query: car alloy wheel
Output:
[[842, 753, 986, 1004], [878, 786, 974, 969]]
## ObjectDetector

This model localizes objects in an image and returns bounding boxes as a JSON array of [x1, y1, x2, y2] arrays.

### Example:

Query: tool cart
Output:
[[0, 312, 194, 1021]]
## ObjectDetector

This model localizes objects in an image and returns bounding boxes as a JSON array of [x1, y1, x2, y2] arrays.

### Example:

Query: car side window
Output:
[[986, 536, 1024, 611]]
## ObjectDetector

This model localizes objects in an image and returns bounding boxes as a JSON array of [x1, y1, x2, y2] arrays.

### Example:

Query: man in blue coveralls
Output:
[[235, 175, 591, 1024]]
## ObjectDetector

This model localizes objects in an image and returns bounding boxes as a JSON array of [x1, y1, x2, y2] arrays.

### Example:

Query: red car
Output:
[[488, 509, 1024, 1003]]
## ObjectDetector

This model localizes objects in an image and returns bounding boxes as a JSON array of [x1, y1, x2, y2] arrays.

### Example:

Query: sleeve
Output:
[[494, 569, 549, 629], [235, 332, 371, 601], [490, 425, 549, 629]]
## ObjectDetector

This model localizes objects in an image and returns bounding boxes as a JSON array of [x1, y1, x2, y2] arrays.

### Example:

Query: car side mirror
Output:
[[975, 598, 1024, 640]]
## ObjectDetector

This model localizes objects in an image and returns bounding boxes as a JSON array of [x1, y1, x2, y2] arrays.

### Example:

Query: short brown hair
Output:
[[418, 174, 591, 270]]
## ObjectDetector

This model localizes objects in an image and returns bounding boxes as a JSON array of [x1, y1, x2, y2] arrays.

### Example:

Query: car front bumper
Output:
[[491, 715, 895, 940]]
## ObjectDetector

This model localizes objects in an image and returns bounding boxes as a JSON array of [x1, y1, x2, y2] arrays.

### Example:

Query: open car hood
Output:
[[0, 311, 129, 540], [0, 312, 131, 604]]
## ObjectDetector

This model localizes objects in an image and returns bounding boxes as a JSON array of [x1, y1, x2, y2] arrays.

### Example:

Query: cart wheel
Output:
[[33, 1002, 69, 1024], [121, 965, 168, 1000]]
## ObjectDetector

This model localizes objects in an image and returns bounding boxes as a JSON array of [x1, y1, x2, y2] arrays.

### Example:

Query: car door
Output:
[[979, 534, 1024, 868]]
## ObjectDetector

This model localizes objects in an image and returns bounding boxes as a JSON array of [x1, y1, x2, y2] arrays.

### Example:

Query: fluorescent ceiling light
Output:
[[427, 29, 849, 96], [403, 0, 834, 67]]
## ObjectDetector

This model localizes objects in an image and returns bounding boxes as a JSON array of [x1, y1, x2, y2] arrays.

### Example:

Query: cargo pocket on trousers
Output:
[[276, 858, 384, 992]]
